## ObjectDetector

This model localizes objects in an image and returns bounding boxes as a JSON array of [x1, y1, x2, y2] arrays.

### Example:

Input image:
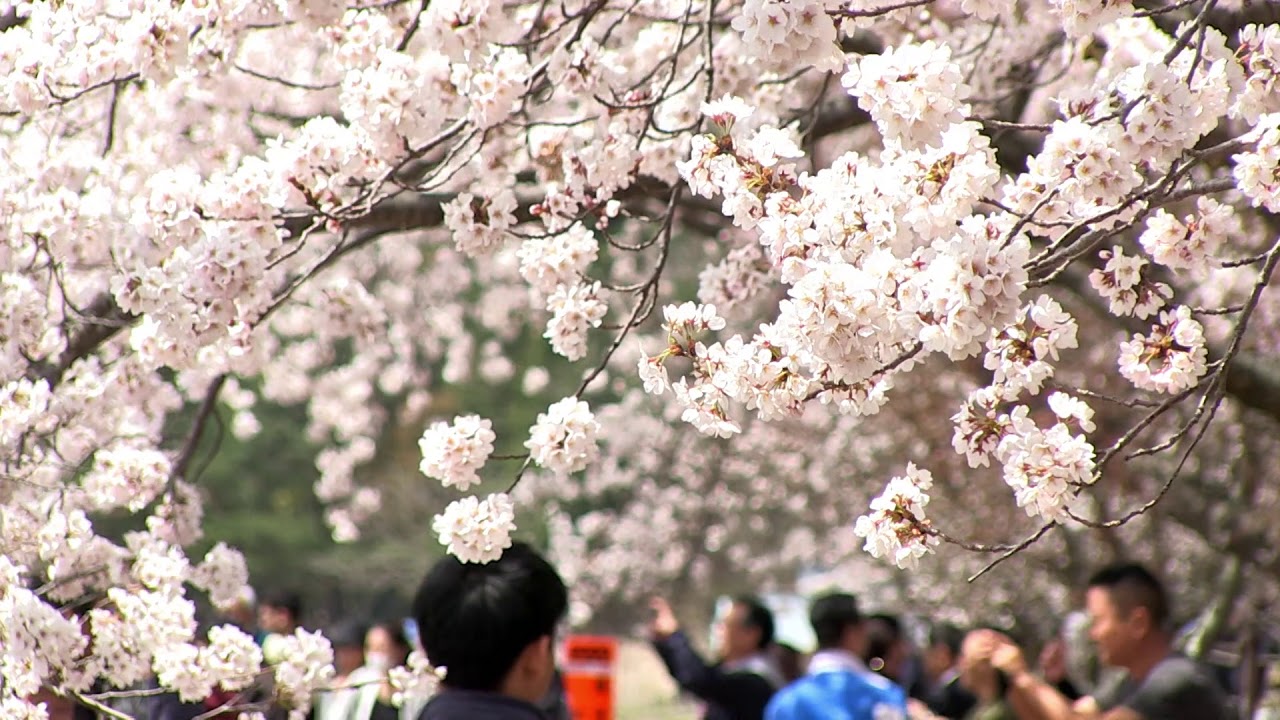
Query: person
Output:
[[412, 541, 568, 719], [921, 623, 977, 719], [315, 620, 368, 720], [1038, 636, 1082, 702], [864, 614, 914, 688], [771, 643, 807, 684], [765, 592, 907, 720], [650, 595, 782, 720], [258, 590, 303, 642], [980, 563, 1229, 720], [957, 632, 1015, 720], [343, 621, 428, 720]]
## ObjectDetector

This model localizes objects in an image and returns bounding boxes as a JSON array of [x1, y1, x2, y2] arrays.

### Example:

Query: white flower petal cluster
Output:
[[983, 295, 1079, 398], [190, 543, 251, 611], [518, 224, 600, 296], [433, 493, 517, 564], [1139, 197, 1237, 276], [418, 415, 497, 491], [1232, 24, 1280, 124], [842, 42, 970, 150], [854, 463, 940, 570], [388, 651, 447, 707], [1118, 305, 1209, 394], [525, 398, 601, 475], [1234, 114, 1280, 213], [1088, 246, 1171, 319], [996, 406, 1096, 522], [271, 630, 335, 714], [730, 0, 842, 73], [443, 189, 519, 257], [545, 282, 608, 361]]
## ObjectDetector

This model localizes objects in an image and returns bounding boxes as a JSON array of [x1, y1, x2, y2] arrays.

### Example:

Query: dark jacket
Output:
[[653, 631, 778, 720], [418, 690, 548, 720], [923, 675, 977, 719]]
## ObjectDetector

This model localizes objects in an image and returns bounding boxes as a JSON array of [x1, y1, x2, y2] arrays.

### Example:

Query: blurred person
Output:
[[980, 563, 1229, 720], [771, 643, 807, 684], [258, 589, 303, 642], [226, 586, 258, 634], [864, 614, 914, 688], [315, 620, 368, 720], [957, 632, 1015, 720], [650, 595, 782, 720], [343, 621, 427, 720], [1038, 636, 1081, 702], [412, 541, 568, 719], [765, 593, 906, 720], [921, 623, 977, 719]]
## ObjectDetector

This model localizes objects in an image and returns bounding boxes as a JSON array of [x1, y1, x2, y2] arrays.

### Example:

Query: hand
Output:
[[1039, 638, 1067, 683], [991, 640, 1028, 677], [649, 596, 680, 640]]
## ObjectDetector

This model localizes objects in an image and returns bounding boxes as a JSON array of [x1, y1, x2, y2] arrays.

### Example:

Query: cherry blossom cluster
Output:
[[4, 0, 1280, 711], [854, 463, 940, 570], [433, 493, 517, 564], [418, 415, 497, 491]]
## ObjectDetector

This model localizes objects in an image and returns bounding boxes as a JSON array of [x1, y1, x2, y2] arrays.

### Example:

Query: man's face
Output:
[[924, 642, 954, 680], [258, 605, 292, 634], [1085, 587, 1141, 668], [716, 603, 761, 660]]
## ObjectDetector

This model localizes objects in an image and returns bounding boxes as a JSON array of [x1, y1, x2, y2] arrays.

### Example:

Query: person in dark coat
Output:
[[650, 595, 782, 720], [411, 542, 568, 720]]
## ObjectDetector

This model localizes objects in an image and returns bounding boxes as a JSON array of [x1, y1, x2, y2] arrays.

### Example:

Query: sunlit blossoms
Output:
[[4, 0, 1280, 711], [854, 464, 940, 570], [418, 415, 498, 491]]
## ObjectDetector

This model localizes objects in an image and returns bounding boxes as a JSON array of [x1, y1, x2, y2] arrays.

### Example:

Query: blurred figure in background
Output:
[[315, 620, 368, 720], [650, 595, 781, 720], [765, 592, 906, 720], [344, 621, 426, 720], [258, 590, 303, 645], [957, 632, 1014, 720], [921, 623, 977, 719], [864, 614, 914, 689], [982, 564, 1230, 720], [770, 643, 807, 685]]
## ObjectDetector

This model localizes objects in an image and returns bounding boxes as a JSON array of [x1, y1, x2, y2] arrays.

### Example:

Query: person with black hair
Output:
[[980, 563, 1229, 720], [921, 623, 978, 719], [258, 590, 303, 638], [650, 595, 782, 720], [338, 621, 427, 720], [315, 620, 369, 720], [765, 593, 907, 720], [412, 542, 568, 720]]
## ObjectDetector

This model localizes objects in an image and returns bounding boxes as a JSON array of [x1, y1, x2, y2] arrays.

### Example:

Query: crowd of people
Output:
[[35, 544, 1247, 720], [646, 564, 1233, 720]]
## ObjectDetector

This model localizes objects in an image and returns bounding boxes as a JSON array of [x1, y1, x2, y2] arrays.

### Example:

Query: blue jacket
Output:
[[765, 651, 906, 720]]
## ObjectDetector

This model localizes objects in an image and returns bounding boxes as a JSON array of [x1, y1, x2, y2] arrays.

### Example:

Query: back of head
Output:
[[327, 619, 368, 650], [1087, 563, 1170, 632], [810, 593, 860, 649], [928, 622, 965, 656], [413, 542, 568, 691], [864, 614, 903, 671], [734, 595, 776, 650]]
